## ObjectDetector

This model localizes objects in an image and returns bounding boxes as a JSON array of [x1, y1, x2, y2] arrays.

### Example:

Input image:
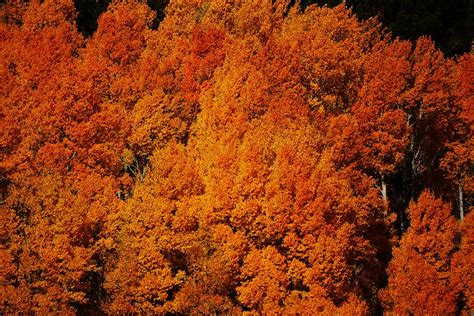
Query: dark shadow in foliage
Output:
[[74, 0, 472, 55], [302, 0, 474, 56], [74, 255, 107, 315], [74, 0, 110, 36], [74, 0, 170, 36]]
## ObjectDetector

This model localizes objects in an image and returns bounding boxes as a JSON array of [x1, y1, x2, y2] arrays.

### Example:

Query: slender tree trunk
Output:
[[459, 181, 464, 220], [381, 175, 387, 202]]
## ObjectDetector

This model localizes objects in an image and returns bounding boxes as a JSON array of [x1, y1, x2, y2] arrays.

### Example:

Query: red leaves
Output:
[[383, 192, 459, 314], [92, 1, 154, 67], [181, 25, 226, 103]]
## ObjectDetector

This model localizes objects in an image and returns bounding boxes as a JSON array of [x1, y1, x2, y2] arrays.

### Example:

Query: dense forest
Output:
[[0, 0, 473, 314], [73, 0, 474, 56]]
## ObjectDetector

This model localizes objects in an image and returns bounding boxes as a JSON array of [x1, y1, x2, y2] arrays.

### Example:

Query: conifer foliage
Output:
[[1, 0, 472, 314]]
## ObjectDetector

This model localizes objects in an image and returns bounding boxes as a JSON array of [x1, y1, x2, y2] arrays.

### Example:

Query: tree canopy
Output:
[[1, 0, 472, 314]]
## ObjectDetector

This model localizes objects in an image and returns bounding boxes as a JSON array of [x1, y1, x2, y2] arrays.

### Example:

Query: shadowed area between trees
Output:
[[74, 0, 473, 56], [75, 0, 170, 35]]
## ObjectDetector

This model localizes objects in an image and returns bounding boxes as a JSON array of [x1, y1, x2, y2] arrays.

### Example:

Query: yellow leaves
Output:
[[67, 291, 87, 304], [120, 148, 135, 169], [100, 236, 115, 250], [129, 92, 187, 157], [103, 142, 206, 312]]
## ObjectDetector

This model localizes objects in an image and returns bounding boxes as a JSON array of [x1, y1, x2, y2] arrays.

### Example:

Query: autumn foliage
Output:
[[1, 0, 472, 314]]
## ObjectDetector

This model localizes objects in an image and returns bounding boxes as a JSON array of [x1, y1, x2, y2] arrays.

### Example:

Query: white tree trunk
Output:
[[381, 175, 387, 202], [459, 182, 464, 220]]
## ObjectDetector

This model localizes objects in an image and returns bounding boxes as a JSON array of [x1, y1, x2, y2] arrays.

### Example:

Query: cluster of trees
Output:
[[1, 0, 472, 314], [72, 0, 474, 56], [306, 0, 474, 57]]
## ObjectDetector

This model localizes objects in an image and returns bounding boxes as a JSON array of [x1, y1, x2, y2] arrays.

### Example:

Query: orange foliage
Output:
[[1, 0, 472, 314], [451, 211, 474, 313], [382, 191, 459, 314]]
